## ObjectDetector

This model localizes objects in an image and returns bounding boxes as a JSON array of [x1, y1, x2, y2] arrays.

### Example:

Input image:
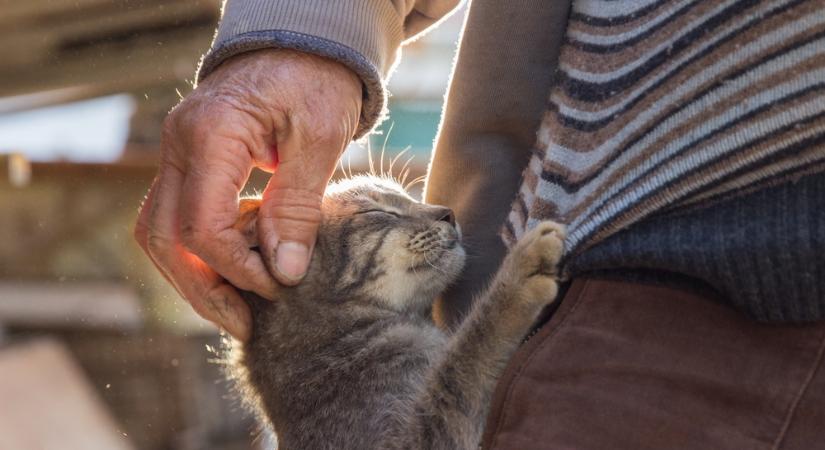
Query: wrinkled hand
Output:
[[135, 49, 362, 341]]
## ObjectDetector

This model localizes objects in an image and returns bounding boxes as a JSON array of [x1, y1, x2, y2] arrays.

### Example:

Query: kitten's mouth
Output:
[[442, 236, 458, 249], [405, 224, 463, 273], [406, 243, 464, 273]]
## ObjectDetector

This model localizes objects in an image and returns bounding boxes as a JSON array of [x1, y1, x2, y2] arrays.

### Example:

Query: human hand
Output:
[[134, 49, 362, 340]]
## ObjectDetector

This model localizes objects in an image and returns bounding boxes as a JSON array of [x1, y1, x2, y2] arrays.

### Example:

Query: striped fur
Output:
[[228, 177, 564, 449], [506, 0, 825, 263]]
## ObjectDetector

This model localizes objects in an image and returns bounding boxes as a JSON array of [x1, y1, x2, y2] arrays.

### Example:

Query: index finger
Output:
[[178, 135, 277, 298], [142, 166, 253, 341]]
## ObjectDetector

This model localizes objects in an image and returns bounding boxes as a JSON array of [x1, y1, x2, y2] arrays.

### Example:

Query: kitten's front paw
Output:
[[508, 221, 565, 303], [513, 221, 565, 278]]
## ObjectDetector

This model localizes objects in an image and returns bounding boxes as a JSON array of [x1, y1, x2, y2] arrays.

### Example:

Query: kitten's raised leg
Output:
[[398, 222, 565, 450]]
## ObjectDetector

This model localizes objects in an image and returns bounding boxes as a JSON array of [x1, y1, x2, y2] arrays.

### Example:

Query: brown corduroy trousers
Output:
[[481, 278, 825, 450]]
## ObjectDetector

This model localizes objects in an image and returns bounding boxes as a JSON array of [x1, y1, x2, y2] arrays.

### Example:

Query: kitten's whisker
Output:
[[380, 146, 385, 179], [389, 147, 410, 180], [380, 122, 395, 178], [399, 155, 416, 188], [422, 252, 450, 278], [405, 174, 427, 191], [401, 154, 415, 175], [367, 139, 376, 176], [250, 427, 269, 447], [400, 167, 411, 188]]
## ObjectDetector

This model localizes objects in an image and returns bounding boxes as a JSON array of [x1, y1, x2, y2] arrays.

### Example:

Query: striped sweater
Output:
[[505, 0, 825, 263]]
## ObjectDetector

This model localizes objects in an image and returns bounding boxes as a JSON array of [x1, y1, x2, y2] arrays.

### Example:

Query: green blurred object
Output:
[[370, 100, 443, 155]]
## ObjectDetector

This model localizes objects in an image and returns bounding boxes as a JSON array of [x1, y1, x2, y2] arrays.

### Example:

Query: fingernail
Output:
[[274, 241, 310, 283]]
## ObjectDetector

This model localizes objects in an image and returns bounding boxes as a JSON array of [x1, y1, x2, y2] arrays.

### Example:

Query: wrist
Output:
[[197, 31, 387, 139], [203, 49, 362, 139]]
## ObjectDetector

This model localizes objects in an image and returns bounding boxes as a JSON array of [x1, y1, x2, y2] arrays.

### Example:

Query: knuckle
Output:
[[262, 188, 323, 211], [161, 109, 182, 137], [260, 195, 323, 228], [146, 232, 172, 258], [180, 224, 209, 250], [269, 107, 291, 132], [163, 98, 218, 140], [227, 240, 249, 266], [301, 120, 344, 149], [309, 119, 338, 140], [188, 113, 217, 139], [160, 116, 187, 156]]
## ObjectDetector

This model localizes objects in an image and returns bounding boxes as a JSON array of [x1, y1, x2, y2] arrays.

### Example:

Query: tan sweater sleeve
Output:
[[197, 0, 463, 139]]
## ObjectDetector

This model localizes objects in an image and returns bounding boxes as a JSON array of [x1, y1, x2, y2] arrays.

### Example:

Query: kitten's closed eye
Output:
[[360, 209, 401, 218]]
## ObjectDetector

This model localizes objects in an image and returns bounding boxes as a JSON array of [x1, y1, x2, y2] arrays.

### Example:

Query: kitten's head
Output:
[[306, 176, 465, 312]]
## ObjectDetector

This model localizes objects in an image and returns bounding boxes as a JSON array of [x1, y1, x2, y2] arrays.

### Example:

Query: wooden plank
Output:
[[0, 0, 116, 25], [0, 0, 219, 99], [0, 25, 213, 98], [0, 0, 219, 28], [0, 340, 135, 450], [0, 1, 217, 67], [0, 281, 143, 330], [0, 86, 101, 115]]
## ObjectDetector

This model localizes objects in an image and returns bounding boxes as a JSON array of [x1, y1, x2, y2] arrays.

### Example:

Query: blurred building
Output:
[[0, 1, 463, 449]]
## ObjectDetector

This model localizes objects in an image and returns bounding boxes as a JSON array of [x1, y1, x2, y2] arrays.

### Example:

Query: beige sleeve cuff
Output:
[[197, 0, 412, 139]]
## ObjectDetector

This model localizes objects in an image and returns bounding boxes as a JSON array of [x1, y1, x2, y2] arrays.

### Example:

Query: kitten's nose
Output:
[[431, 206, 456, 227]]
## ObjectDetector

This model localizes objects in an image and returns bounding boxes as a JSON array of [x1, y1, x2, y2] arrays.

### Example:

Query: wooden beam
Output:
[[0, 25, 213, 98], [0, 281, 143, 330], [0, 0, 118, 26], [0, 0, 219, 28], [0, 1, 218, 68], [0, 0, 219, 100], [0, 86, 105, 115]]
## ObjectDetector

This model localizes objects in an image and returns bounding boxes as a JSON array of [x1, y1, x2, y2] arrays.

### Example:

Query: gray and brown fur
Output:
[[229, 176, 564, 450]]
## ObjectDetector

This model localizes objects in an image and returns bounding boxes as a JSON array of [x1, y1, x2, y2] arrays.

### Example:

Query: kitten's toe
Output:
[[535, 221, 566, 240], [535, 222, 565, 273], [514, 221, 565, 278]]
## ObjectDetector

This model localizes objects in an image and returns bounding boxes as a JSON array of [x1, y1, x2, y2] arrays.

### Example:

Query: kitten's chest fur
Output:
[[240, 294, 447, 449]]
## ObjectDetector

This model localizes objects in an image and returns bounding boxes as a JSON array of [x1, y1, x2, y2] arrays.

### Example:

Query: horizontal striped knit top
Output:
[[505, 0, 825, 264]]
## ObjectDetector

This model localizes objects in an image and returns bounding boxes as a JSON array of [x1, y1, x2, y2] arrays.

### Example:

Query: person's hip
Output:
[[482, 276, 825, 450]]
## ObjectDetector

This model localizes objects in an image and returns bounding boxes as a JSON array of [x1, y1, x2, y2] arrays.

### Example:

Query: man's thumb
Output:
[[257, 183, 325, 286]]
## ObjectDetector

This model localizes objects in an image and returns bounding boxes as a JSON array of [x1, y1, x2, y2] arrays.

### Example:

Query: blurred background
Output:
[[0, 2, 464, 449]]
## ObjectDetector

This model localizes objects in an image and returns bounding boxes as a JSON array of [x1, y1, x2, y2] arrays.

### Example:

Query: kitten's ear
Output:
[[235, 199, 262, 249]]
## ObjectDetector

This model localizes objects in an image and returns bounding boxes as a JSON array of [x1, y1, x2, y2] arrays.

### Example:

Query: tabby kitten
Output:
[[230, 176, 564, 450]]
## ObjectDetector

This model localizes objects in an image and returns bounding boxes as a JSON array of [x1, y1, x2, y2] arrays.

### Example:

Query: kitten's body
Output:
[[231, 177, 564, 450]]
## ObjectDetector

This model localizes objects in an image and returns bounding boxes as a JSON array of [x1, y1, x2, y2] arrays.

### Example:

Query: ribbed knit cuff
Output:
[[197, 0, 406, 139]]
